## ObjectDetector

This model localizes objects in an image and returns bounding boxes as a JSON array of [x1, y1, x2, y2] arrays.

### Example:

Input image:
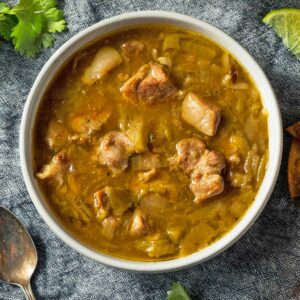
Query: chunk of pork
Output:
[[121, 63, 177, 105], [99, 132, 133, 176]]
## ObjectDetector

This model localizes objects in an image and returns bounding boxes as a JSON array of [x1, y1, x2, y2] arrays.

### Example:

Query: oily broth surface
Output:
[[34, 25, 268, 261]]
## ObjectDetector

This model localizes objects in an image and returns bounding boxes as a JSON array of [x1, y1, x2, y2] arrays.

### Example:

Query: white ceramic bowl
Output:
[[20, 11, 282, 272]]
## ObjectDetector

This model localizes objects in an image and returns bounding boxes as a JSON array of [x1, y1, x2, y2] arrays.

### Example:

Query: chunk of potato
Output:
[[82, 47, 122, 85], [181, 92, 221, 136]]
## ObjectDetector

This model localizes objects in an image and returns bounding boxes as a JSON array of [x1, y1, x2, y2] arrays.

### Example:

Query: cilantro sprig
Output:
[[167, 282, 191, 300], [0, 0, 66, 57]]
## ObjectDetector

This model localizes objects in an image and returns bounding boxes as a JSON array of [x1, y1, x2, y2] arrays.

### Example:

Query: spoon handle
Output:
[[21, 282, 36, 300]]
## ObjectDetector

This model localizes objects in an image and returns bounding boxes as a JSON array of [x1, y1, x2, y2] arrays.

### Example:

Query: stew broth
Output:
[[34, 25, 268, 261]]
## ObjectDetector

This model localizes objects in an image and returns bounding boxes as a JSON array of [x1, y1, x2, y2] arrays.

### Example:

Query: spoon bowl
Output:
[[0, 206, 37, 299]]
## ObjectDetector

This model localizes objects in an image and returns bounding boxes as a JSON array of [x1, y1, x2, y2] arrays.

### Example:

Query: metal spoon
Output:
[[0, 206, 37, 300]]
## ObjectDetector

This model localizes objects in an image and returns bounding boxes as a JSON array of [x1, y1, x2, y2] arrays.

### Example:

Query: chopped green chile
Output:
[[34, 25, 268, 261]]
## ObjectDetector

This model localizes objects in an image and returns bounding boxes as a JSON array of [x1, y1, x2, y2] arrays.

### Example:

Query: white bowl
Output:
[[20, 11, 282, 272]]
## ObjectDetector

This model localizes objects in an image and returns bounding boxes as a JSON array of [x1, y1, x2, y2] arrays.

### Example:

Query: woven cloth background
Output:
[[1, 0, 300, 299]]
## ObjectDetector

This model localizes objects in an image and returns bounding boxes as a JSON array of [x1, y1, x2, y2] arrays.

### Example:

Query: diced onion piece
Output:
[[138, 169, 157, 182], [244, 148, 260, 183], [181, 92, 221, 136], [157, 57, 172, 68], [222, 74, 232, 86], [230, 133, 249, 154], [162, 35, 180, 51], [82, 47, 123, 85], [69, 116, 87, 133], [103, 187, 133, 217], [134, 233, 178, 257], [181, 41, 216, 59], [45, 120, 68, 151], [180, 222, 215, 255], [167, 225, 186, 243], [131, 153, 161, 171], [221, 53, 231, 71], [228, 83, 248, 90], [126, 117, 147, 153], [129, 209, 147, 237], [228, 153, 241, 164], [256, 153, 267, 186], [101, 216, 118, 240], [152, 48, 158, 61], [140, 193, 170, 218]]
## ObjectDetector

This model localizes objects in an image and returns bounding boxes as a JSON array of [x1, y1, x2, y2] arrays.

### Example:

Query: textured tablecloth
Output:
[[1, 0, 300, 299]]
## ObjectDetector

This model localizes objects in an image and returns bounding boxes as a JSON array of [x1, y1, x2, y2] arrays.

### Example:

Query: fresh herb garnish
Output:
[[167, 282, 191, 300], [0, 0, 66, 57]]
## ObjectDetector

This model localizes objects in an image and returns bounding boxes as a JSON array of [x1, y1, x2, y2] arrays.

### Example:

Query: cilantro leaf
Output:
[[167, 282, 191, 300], [38, 0, 58, 11], [40, 32, 54, 48], [0, 2, 10, 14], [0, 14, 17, 41], [0, 0, 66, 57], [0, 2, 17, 41], [44, 7, 66, 33], [10, 19, 38, 57]]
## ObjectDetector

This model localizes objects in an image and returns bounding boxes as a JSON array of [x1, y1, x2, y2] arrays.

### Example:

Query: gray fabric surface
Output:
[[0, 0, 300, 299]]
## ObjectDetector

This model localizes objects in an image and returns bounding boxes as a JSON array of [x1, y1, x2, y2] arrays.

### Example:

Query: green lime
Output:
[[263, 8, 300, 60]]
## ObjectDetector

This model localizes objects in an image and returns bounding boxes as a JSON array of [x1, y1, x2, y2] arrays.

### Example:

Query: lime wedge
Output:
[[263, 8, 300, 60]]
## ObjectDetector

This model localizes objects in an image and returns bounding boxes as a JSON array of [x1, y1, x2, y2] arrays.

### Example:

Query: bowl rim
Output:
[[20, 10, 283, 273]]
